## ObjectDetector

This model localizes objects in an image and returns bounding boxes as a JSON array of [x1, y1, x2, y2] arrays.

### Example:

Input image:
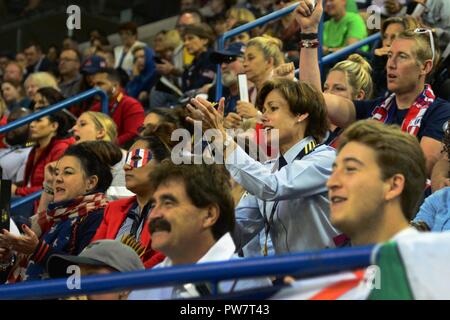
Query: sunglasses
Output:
[[414, 28, 435, 64]]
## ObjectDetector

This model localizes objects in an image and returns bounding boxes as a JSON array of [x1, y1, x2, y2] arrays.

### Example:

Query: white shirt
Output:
[[0, 146, 32, 184], [128, 233, 271, 299], [114, 41, 146, 76]]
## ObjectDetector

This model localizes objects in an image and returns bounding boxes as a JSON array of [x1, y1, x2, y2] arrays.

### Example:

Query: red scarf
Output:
[[371, 84, 435, 136], [31, 192, 108, 238], [7, 193, 108, 283]]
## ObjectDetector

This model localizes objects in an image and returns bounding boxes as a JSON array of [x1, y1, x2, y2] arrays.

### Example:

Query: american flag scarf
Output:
[[8, 193, 108, 283], [371, 84, 435, 136]]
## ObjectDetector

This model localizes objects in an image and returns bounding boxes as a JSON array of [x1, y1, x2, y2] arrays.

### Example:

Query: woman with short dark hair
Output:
[[0, 141, 122, 282], [189, 79, 344, 256]]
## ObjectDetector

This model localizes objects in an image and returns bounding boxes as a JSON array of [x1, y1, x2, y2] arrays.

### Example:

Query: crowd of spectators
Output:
[[0, 0, 449, 299]]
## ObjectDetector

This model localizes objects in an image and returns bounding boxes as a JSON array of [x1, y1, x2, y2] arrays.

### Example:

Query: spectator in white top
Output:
[[114, 22, 146, 77]]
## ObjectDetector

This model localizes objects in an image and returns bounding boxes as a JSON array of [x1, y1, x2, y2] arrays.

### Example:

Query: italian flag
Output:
[[272, 232, 450, 300]]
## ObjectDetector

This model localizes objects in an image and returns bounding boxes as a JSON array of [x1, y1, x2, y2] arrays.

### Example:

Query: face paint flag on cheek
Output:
[[126, 149, 152, 168]]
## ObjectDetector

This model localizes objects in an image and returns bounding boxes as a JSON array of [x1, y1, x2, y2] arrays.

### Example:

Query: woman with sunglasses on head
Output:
[[0, 141, 122, 282], [295, 0, 450, 176], [91, 126, 179, 268]]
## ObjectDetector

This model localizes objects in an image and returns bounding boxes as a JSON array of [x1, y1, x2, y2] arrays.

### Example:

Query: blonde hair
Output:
[[246, 35, 285, 67], [226, 7, 255, 24], [330, 54, 373, 99], [162, 29, 182, 51], [24, 72, 59, 91], [397, 29, 441, 73], [83, 111, 118, 143], [381, 16, 423, 37]]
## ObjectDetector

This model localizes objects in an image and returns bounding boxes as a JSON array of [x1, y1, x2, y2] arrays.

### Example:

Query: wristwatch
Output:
[[0, 255, 15, 271], [223, 134, 234, 148]]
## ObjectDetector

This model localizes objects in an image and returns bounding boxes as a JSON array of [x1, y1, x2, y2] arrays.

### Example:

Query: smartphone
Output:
[[238, 73, 249, 103], [154, 56, 164, 64], [308, 0, 317, 10], [0, 177, 11, 232]]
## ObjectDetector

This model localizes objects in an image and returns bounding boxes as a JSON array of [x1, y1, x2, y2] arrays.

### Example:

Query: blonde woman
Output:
[[71, 111, 129, 197], [236, 35, 285, 120], [39, 111, 131, 213], [24, 72, 59, 102]]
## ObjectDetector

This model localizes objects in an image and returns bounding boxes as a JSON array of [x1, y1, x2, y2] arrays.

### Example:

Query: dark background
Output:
[[0, 0, 181, 53]]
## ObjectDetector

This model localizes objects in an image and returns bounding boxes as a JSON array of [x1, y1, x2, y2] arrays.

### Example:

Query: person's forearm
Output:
[[299, 27, 322, 93], [431, 155, 449, 192], [323, 93, 356, 128], [37, 191, 53, 213]]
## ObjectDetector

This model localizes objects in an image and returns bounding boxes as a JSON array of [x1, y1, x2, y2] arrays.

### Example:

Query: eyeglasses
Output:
[[59, 58, 78, 63], [414, 28, 435, 64]]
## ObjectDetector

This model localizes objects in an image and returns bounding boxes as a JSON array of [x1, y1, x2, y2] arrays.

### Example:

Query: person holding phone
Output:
[[125, 44, 157, 106], [209, 42, 251, 129]]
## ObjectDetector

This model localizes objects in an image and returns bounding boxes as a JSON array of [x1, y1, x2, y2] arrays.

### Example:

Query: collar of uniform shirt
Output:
[[282, 136, 316, 164]]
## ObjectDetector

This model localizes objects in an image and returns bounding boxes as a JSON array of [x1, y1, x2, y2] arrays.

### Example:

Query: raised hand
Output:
[[274, 62, 296, 80], [224, 112, 243, 129], [186, 97, 226, 134], [294, 0, 323, 33], [236, 101, 258, 119]]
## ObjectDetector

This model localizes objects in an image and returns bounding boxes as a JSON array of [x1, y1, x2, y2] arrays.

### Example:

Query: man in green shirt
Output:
[[323, 0, 368, 55]]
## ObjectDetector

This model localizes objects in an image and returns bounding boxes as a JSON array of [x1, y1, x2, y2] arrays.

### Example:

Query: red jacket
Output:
[[90, 91, 145, 146], [0, 115, 7, 149], [92, 196, 165, 269], [15, 136, 75, 196]]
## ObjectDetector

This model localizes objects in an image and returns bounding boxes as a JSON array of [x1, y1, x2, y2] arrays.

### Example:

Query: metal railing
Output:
[[0, 245, 374, 300], [319, 32, 381, 67], [11, 192, 43, 212], [3, 88, 109, 213], [0, 88, 108, 135]]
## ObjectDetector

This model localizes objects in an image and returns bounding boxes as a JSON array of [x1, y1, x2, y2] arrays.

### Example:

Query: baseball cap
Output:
[[210, 42, 246, 64], [47, 240, 145, 278], [81, 55, 107, 75]]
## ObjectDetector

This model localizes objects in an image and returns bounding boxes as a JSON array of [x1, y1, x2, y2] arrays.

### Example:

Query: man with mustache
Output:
[[128, 161, 271, 299]]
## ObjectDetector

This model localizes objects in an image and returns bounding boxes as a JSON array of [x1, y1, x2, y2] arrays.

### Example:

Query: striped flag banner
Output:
[[271, 232, 450, 300]]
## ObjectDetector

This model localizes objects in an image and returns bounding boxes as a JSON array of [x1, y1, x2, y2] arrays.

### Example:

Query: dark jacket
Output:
[[30, 208, 105, 275], [125, 46, 158, 99], [182, 49, 216, 93]]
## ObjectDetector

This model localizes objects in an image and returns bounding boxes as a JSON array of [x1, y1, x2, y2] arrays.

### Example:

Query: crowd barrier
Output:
[[0, 245, 374, 300], [1, 3, 385, 299]]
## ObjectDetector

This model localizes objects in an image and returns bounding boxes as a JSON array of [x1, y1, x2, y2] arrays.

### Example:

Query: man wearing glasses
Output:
[[295, 1, 450, 176], [58, 48, 82, 98]]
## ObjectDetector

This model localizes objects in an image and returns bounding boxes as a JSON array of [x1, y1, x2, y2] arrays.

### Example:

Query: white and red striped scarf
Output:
[[8, 193, 108, 283], [30, 192, 108, 238], [371, 84, 435, 136]]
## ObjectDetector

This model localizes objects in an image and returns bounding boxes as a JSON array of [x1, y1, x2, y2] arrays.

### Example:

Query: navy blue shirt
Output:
[[182, 50, 216, 93], [354, 96, 450, 141]]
